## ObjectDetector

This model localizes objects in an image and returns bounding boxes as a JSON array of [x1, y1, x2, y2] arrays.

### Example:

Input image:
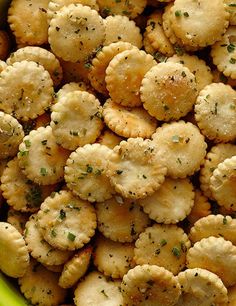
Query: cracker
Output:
[[143, 31, 157, 55], [140, 62, 197, 121], [8, 0, 49, 45], [74, 271, 123, 306], [0, 111, 24, 159], [59, 245, 92, 288], [1, 157, 56, 212], [47, 0, 99, 22], [103, 98, 158, 139], [88, 41, 134, 95], [137, 177, 194, 224], [95, 196, 150, 242], [93, 234, 135, 278], [7, 46, 63, 86], [37, 190, 97, 250], [176, 268, 228, 305], [106, 138, 167, 199], [0, 222, 29, 278], [134, 224, 191, 275], [187, 189, 211, 225], [59, 59, 90, 84], [146, 11, 174, 56], [167, 53, 213, 92], [187, 236, 236, 287], [225, 0, 236, 25], [65, 143, 115, 202], [195, 83, 236, 142], [7, 208, 29, 235], [0, 30, 11, 60], [51, 91, 103, 150], [97, 0, 147, 19], [18, 259, 67, 306], [0, 61, 54, 121], [104, 15, 142, 48], [0, 60, 7, 73], [210, 156, 236, 211], [0, 159, 8, 206], [18, 126, 69, 185], [169, 0, 229, 48], [56, 82, 90, 102], [211, 26, 236, 79], [152, 121, 207, 178], [106, 48, 156, 107], [48, 4, 105, 62], [121, 264, 181, 306], [189, 214, 236, 245], [25, 214, 73, 266], [96, 129, 123, 149], [199, 143, 236, 199]]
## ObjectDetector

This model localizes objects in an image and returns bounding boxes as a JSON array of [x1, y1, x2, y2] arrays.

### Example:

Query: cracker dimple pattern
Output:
[[106, 48, 156, 107], [48, 4, 105, 62]]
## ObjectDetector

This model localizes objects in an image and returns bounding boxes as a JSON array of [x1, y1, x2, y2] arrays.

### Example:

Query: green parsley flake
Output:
[[67, 232, 76, 242], [40, 168, 47, 176], [172, 246, 181, 258]]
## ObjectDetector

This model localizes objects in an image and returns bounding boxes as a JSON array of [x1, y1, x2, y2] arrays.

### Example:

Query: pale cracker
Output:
[[37, 190, 97, 250], [134, 224, 191, 275], [137, 177, 194, 224], [121, 264, 181, 306], [225, 0, 236, 25], [106, 48, 156, 107], [65, 143, 115, 202], [106, 138, 167, 199], [0, 222, 29, 278], [95, 196, 150, 242], [103, 98, 158, 139], [48, 4, 105, 62], [0, 61, 54, 121], [18, 126, 70, 185]]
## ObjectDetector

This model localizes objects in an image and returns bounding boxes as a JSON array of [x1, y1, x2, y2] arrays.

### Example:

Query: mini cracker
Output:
[[74, 271, 123, 306], [189, 214, 236, 245], [134, 224, 191, 275], [8, 0, 49, 45], [169, 0, 229, 48], [59, 245, 92, 288], [176, 268, 228, 305], [0, 222, 29, 278], [97, 0, 147, 19], [210, 156, 236, 210], [7, 46, 63, 86], [140, 62, 198, 121], [106, 48, 156, 107], [93, 234, 135, 278], [1, 157, 56, 212], [137, 177, 194, 224], [47, 0, 99, 22], [167, 53, 213, 92], [18, 259, 67, 306], [106, 137, 167, 199], [56, 82, 91, 102], [121, 264, 181, 306], [18, 126, 70, 185], [48, 4, 105, 62], [146, 11, 174, 56], [0, 61, 54, 121], [152, 121, 207, 178], [96, 129, 123, 149], [88, 41, 134, 95], [95, 196, 150, 242], [65, 143, 115, 202], [51, 91, 103, 150], [0, 111, 24, 159], [103, 15, 142, 48], [211, 26, 236, 79], [60, 59, 90, 84], [7, 208, 29, 235], [199, 143, 236, 199], [25, 214, 73, 266], [37, 190, 97, 250], [103, 98, 158, 139], [195, 83, 236, 142], [187, 236, 236, 287]]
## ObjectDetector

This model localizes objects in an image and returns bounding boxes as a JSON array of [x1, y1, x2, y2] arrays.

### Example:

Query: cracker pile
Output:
[[0, 0, 235, 305]]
